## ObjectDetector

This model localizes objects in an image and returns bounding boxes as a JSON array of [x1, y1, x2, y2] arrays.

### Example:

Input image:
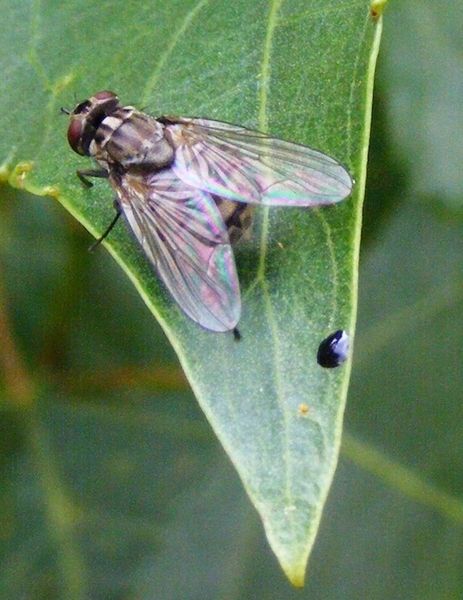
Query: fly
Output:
[[65, 91, 353, 333]]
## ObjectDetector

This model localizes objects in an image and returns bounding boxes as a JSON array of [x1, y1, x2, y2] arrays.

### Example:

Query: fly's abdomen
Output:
[[214, 198, 254, 245]]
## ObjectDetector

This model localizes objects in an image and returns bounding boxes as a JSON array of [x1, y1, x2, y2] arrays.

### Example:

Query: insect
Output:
[[317, 330, 350, 368], [65, 91, 352, 333]]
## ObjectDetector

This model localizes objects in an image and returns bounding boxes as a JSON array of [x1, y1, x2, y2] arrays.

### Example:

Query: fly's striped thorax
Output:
[[91, 107, 175, 171], [89, 108, 129, 157]]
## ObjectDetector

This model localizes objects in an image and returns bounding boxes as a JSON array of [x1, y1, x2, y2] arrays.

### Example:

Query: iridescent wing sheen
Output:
[[164, 118, 353, 206], [112, 169, 240, 332]]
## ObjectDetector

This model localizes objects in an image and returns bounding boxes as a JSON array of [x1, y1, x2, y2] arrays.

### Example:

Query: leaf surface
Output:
[[0, 0, 380, 584]]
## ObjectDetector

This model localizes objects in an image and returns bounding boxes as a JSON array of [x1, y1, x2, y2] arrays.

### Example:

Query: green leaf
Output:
[[0, 0, 380, 585]]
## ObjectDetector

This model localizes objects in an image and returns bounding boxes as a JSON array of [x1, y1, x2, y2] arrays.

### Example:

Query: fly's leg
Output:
[[76, 167, 120, 251], [88, 202, 122, 252], [77, 168, 109, 188]]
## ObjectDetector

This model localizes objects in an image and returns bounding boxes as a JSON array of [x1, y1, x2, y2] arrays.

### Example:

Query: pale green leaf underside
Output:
[[0, 0, 381, 584]]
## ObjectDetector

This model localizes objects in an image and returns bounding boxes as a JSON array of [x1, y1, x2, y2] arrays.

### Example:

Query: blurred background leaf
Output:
[[2, 0, 463, 598]]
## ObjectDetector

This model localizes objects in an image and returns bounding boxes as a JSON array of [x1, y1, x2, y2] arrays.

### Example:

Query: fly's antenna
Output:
[[61, 90, 80, 115]]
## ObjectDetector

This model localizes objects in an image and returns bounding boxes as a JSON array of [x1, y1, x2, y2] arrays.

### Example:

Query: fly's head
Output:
[[66, 91, 121, 157]]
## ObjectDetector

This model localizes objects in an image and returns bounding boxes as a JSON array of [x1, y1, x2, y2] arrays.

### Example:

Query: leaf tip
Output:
[[282, 562, 306, 588]]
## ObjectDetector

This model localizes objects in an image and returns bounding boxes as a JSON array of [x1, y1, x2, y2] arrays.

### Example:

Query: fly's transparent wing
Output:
[[112, 169, 240, 332], [164, 118, 353, 206]]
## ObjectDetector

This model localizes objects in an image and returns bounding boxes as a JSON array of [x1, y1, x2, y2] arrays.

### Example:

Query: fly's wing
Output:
[[164, 118, 353, 206], [112, 169, 240, 332]]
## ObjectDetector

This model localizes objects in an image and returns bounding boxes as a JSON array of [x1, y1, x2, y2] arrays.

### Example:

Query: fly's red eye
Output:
[[93, 90, 117, 101], [66, 92, 120, 156], [67, 117, 85, 155]]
